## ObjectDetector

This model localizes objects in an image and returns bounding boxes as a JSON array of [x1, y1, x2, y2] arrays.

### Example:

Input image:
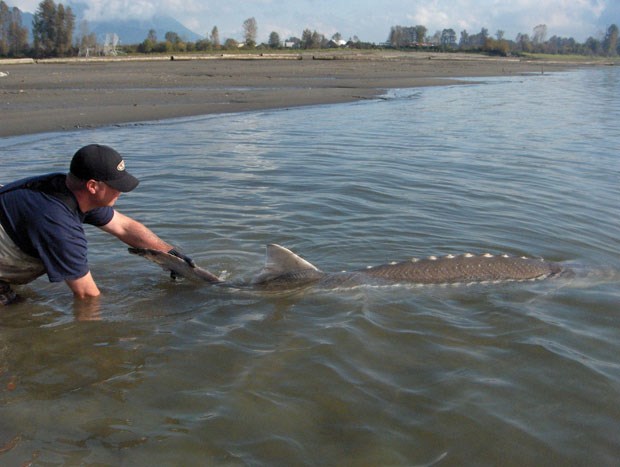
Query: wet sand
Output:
[[0, 51, 581, 137]]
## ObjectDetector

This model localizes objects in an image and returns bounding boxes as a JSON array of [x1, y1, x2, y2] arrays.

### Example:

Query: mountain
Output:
[[86, 15, 203, 45], [15, 2, 202, 46]]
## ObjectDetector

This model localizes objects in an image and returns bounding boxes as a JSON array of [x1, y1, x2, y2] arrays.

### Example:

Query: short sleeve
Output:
[[84, 207, 114, 226]]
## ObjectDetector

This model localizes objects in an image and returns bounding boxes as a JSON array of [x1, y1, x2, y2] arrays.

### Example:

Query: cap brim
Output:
[[105, 172, 140, 192]]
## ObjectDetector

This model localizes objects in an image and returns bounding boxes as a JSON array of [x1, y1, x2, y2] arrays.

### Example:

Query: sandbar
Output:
[[0, 51, 586, 137]]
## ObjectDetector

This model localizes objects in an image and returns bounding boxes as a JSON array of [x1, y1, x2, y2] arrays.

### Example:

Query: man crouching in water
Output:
[[0, 144, 194, 305]]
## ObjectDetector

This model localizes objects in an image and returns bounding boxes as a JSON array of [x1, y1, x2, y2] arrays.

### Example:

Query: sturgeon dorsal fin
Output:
[[252, 244, 321, 284], [264, 244, 320, 273]]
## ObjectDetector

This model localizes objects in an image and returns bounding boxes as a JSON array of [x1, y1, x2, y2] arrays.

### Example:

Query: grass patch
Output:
[[521, 53, 620, 64]]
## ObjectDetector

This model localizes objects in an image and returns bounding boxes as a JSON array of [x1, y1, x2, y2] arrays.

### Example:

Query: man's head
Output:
[[70, 144, 139, 193]]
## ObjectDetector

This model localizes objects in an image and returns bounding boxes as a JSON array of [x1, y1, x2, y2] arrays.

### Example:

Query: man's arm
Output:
[[66, 271, 100, 298], [65, 211, 172, 299], [98, 210, 174, 251]]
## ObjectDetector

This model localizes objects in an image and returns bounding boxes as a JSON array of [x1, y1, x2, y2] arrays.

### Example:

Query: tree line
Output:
[[1, 0, 619, 59], [389, 23, 619, 56], [133, 17, 363, 54]]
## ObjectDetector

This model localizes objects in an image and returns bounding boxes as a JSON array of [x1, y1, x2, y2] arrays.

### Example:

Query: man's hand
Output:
[[168, 249, 196, 280], [168, 249, 196, 268]]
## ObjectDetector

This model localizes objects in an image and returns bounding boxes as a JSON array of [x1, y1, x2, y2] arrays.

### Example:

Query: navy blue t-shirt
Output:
[[0, 173, 114, 282]]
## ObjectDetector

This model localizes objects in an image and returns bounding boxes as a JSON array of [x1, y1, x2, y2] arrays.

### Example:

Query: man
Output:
[[0, 144, 194, 304]]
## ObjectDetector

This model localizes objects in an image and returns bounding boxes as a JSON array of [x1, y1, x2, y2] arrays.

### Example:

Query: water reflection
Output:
[[73, 297, 102, 321]]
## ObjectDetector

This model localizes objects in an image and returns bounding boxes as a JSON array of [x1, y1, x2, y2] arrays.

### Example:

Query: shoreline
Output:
[[0, 51, 604, 138]]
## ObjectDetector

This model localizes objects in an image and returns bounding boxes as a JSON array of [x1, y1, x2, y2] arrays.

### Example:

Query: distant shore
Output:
[[0, 50, 609, 137]]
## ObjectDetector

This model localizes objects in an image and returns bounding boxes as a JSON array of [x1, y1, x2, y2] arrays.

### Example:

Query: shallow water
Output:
[[1, 67, 619, 465]]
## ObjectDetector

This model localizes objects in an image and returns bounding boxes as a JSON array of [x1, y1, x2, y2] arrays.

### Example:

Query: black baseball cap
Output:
[[70, 144, 139, 192]]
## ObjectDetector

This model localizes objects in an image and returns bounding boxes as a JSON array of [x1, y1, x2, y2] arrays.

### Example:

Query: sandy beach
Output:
[[0, 51, 586, 137]]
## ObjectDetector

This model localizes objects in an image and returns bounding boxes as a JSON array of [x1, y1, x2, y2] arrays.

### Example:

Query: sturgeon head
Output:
[[127, 247, 222, 283]]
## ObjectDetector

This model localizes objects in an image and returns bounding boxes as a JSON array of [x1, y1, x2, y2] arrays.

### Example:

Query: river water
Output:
[[1, 67, 619, 465]]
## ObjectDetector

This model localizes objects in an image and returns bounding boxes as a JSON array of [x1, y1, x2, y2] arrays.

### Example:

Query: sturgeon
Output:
[[128, 244, 563, 289]]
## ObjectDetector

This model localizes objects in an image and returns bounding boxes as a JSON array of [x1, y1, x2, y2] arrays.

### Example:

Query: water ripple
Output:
[[1, 68, 619, 465]]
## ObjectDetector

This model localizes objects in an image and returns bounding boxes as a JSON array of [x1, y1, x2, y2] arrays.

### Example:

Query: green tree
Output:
[[0, 2, 28, 57], [33, 0, 55, 55], [139, 38, 154, 53], [415, 25, 427, 43], [388, 26, 416, 47], [459, 30, 469, 47], [55, 3, 74, 55], [164, 31, 185, 52], [440, 28, 456, 48], [165, 31, 180, 44], [483, 37, 510, 56], [194, 38, 210, 51], [33, 0, 74, 57], [210, 26, 220, 49], [603, 24, 618, 56], [223, 38, 238, 50], [138, 29, 156, 53], [268, 31, 280, 48], [0, 1, 9, 55], [301, 29, 324, 49], [301, 28, 312, 48], [9, 8, 28, 56], [515, 33, 532, 53], [584, 36, 602, 56]]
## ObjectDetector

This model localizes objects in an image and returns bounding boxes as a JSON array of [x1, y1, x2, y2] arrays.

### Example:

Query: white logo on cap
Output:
[[117, 160, 126, 171]]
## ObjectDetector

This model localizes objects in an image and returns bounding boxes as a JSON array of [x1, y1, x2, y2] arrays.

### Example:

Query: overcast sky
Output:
[[8, 0, 619, 44]]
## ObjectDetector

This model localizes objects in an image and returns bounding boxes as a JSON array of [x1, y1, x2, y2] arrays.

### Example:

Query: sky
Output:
[[8, 0, 619, 44]]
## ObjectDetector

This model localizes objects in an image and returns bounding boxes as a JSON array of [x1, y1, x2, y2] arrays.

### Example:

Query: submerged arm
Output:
[[66, 271, 100, 299]]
